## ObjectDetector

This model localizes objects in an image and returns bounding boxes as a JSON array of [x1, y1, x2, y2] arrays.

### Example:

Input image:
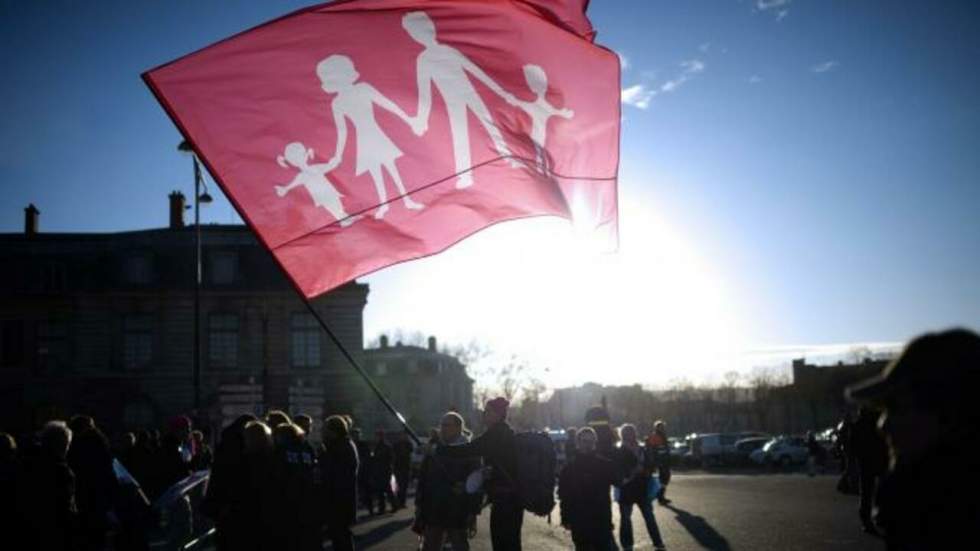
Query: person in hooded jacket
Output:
[[319, 415, 359, 551], [559, 427, 619, 551]]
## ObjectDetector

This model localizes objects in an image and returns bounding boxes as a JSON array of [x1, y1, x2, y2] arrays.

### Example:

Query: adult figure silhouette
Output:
[[317, 54, 424, 220], [404, 11, 520, 189]]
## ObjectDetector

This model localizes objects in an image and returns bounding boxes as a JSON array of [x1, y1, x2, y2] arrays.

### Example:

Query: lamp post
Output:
[[178, 140, 213, 413]]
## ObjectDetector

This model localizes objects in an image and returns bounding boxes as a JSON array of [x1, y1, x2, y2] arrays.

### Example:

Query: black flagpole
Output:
[[300, 298, 421, 446]]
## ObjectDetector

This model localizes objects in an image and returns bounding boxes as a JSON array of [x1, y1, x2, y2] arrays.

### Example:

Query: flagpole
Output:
[[300, 298, 421, 446]]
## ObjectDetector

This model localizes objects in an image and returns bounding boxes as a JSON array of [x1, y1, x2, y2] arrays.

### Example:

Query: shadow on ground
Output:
[[664, 503, 731, 551]]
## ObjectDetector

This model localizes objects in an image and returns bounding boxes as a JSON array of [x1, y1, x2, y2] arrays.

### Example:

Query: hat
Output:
[[485, 397, 509, 416], [846, 328, 980, 406]]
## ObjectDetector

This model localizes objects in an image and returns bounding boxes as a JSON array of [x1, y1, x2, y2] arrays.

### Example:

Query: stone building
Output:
[[0, 196, 371, 440], [361, 335, 476, 434]]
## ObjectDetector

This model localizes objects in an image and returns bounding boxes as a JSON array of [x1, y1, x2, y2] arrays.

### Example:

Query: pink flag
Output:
[[144, 0, 620, 298]]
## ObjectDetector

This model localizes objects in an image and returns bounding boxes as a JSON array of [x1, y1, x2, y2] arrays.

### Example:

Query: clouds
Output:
[[621, 84, 655, 110], [756, 0, 791, 21], [748, 75, 763, 84], [811, 60, 839, 73], [621, 57, 707, 110]]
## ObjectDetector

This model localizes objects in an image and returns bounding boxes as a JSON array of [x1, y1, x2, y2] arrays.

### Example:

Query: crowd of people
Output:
[[2, 327, 975, 551]]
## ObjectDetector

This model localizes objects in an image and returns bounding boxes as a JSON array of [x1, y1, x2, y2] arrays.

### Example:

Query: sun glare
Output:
[[366, 199, 746, 389]]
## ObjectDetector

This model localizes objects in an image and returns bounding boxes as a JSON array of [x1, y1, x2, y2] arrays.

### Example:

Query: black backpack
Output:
[[514, 431, 557, 516]]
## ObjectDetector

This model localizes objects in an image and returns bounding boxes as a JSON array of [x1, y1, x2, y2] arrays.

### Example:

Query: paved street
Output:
[[214, 472, 884, 550]]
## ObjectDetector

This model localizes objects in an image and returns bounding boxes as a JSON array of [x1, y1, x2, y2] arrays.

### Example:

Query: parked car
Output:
[[688, 433, 740, 467], [732, 437, 770, 465], [751, 436, 809, 468]]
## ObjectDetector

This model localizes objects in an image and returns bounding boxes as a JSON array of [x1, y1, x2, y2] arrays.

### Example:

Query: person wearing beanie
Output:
[[438, 397, 523, 550]]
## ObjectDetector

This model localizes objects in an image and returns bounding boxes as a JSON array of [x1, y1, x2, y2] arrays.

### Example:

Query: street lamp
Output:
[[178, 140, 212, 413]]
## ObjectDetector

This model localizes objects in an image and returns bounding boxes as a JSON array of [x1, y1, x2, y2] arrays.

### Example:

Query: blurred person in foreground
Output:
[[559, 427, 619, 551], [241, 420, 276, 551], [272, 423, 320, 551], [416, 411, 483, 550], [319, 415, 359, 551], [67, 415, 117, 551], [847, 328, 980, 549], [351, 427, 374, 513]]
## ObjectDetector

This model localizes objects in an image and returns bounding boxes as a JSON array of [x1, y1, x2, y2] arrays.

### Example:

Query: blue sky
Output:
[[1, 1, 977, 386]]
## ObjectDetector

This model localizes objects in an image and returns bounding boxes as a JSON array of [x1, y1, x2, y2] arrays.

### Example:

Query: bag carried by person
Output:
[[646, 476, 663, 502], [514, 431, 557, 516]]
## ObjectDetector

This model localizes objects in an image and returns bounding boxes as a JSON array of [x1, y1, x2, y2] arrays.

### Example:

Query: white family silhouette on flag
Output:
[[275, 11, 574, 224]]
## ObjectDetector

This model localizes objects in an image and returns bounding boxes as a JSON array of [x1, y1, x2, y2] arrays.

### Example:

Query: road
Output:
[[206, 472, 886, 550]]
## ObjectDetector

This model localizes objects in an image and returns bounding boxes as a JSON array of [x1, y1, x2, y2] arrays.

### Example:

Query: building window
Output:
[[1, 321, 25, 367], [290, 313, 321, 369], [376, 362, 387, 376], [123, 314, 153, 370], [124, 253, 153, 285], [406, 359, 419, 375], [208, 314, 239, 368], [211, 252, 238, 285], [36, 319, 69, 373]]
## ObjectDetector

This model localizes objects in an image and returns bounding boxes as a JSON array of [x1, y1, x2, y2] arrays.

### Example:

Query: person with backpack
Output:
[[437, 397, 524, 551], [559, 427, 620, 551], [615, 424, 666, 551]]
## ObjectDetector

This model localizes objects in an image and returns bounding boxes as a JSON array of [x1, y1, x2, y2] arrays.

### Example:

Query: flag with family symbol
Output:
[[144, 0, 620, 298]]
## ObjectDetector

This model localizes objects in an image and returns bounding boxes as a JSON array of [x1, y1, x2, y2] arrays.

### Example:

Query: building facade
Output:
[[361, 335, 476, 434], [0, 196, 372, 440]]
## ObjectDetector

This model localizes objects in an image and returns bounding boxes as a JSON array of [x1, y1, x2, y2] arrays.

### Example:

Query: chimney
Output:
[[169, 191, 186, 229], [428, 336, 437, 352], [24, 203, 39, 236], [379, 335, 389, 349]]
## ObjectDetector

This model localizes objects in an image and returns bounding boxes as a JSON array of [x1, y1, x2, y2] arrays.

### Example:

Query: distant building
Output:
[[0, 196, 371, 439], [361, 335, 475, 434]]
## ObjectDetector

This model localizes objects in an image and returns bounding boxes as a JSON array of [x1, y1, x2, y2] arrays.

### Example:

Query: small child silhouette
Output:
[[275, 141, 357, 227], [510, 64, 574, 174]]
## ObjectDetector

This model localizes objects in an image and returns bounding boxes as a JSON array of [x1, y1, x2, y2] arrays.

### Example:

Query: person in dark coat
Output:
[[154, 431, 191, 500], [847, 328, 980, 549], [369, 429, 396, 514], [417, 412, 483, 551], [392, 432, 414, 508], [271, 423, 320, 551], [438, 397, 523, 551], [615, 424, 665, 551], [351, 427, 373, 514], [584, 403, 616, 460], [190, 430, 213, 471], [319, 415, 359, 551], [563, 427, 578, 469], [849, 405, 888, 534], [67, 417, 118, 551], [240, 420, 277, 551], [203, 414, 255, 551], [559, 427, 619, 551], [19, 421, 77, 551]]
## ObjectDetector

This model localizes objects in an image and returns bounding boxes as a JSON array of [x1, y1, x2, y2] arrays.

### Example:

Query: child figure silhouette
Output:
[[510, 64, 574, 174], [275, 141, 357, 227]]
